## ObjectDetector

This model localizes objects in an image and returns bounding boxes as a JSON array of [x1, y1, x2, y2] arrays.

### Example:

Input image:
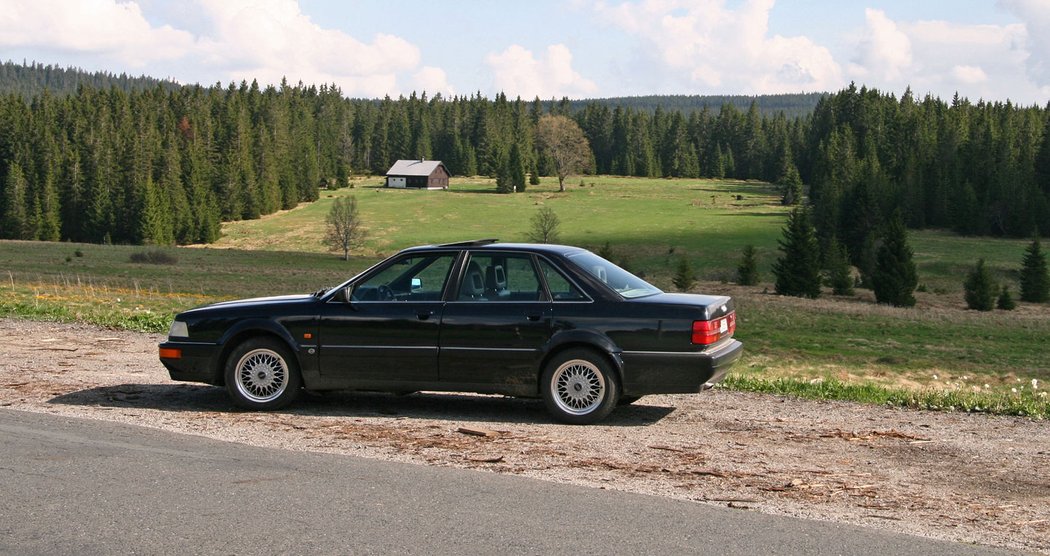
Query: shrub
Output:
[[129, 249, 178, 265]]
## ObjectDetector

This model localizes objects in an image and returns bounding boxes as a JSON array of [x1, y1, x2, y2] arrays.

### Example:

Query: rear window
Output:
[[566, 251, 662, 299]]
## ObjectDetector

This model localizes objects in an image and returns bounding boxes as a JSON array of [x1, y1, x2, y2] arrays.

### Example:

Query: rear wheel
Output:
[[541, 348, 619, 425], [224, 337, 301, 410]]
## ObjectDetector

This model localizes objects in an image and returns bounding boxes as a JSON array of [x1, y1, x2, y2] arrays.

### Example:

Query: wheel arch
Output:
[[538, 331, 624, 389], [214, 320, 301, 385]]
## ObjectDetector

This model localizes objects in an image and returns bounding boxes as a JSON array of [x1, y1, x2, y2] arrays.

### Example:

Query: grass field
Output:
[[2, 175, 1047, 417]]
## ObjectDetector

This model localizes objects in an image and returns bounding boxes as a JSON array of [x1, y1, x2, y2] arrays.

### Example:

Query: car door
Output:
[[317, 252, 457, 384], [438, 252, 552, 388]]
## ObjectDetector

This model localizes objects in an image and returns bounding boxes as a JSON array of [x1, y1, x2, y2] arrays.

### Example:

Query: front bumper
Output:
[[158, 341, 223, 385]]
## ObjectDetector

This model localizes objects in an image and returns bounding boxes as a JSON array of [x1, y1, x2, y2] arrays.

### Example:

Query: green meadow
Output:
[[2, 175, 1047, 417]]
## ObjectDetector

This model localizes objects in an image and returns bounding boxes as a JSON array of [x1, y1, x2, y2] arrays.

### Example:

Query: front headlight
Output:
[[168, 320, 189, 339]]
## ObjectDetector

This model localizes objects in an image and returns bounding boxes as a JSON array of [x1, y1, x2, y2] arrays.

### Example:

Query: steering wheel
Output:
[[377, 285, 395, 301]]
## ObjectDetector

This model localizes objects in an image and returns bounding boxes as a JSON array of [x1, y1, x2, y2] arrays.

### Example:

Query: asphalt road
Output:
[[0, 409, 1013, 555]]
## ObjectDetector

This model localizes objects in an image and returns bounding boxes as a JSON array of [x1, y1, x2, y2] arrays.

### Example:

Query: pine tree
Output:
[[997, 285, 1016, 310], [772, 207, 822, 298], [964, 258, 995, 311], [736, 245, 759, 286], [673, 256, 696, 291], [871, 212, 918, 307], [1019, 237, 1049, 303], [824, 237, 854, 296]]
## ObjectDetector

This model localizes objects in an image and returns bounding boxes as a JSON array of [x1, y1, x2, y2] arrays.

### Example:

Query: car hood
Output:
[[187, 294, 317, 313]]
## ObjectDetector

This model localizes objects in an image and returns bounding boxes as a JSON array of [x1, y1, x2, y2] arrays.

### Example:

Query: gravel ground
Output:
[[1, 318, 1047, 553]]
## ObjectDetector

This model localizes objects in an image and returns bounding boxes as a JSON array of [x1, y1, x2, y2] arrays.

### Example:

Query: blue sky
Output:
[[2, 1, 1047, 103]]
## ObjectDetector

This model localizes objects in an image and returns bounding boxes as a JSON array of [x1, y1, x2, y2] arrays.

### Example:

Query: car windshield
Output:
[[566, 251, 662, 299]]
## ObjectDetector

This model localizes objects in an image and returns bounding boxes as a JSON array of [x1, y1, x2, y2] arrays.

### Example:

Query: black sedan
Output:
[[159, 240, 742, 424]]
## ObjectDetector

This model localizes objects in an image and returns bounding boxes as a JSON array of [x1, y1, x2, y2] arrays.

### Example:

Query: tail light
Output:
[[692, 311, 736, 346]]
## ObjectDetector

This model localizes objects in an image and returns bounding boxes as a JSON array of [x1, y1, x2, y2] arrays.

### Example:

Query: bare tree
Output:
[[324, 195, 365, 260], [527, 206, 561, 244], [535, 114, 591, 192]]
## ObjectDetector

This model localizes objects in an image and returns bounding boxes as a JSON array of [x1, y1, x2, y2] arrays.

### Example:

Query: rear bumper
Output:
[[158, 341, 222, 385], [619, 339, 743, 395]]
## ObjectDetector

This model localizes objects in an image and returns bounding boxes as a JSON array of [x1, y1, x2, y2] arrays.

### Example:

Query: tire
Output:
[[224, 337, 302, 410], [618, 395, 643, 406], [541, 348, 619, 425]]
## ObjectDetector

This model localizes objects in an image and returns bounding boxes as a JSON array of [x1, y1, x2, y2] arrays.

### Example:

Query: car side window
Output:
[[457, 253, 546, 302], [351, 254, 455, 302], [538, 259, 588, 301]]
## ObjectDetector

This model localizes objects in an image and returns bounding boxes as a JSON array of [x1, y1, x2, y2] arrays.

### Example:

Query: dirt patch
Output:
[[1, 318, 1047, 553]]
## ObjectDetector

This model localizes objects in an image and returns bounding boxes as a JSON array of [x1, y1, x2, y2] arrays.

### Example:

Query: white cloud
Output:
[[193, 0, 421, 97], [0, 0, 194, 65], [413, 66, 455, 97], [853, 9, 912, 82], [952, 65, 988, 84], [999, 0, 1050, 86], [591, 0, 843, 94], [0, 0, 446, 98], [847, 9, 1042, 103], [486, 44, 597, 98]]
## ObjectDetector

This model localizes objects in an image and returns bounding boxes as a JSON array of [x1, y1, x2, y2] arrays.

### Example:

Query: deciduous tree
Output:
[[535, 115, 590, 192], [324, 195, 365, 261], [527, 206, 560, 244]]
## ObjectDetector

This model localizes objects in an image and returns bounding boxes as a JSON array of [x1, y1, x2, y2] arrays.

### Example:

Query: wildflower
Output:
[[1033, 379, 1039, 390], [1011, 388, 1017, 394]]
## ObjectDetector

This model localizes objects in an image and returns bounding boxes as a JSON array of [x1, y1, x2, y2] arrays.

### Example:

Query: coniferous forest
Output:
[[0, 62, 1048, 246]]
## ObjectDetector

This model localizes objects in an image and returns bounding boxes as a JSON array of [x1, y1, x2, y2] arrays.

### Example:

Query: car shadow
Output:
[[47, 384, 676, 427]]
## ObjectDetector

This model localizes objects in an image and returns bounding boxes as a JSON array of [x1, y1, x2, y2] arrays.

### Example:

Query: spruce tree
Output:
[[824, 237, 854, 296], [997, 285, 1016, 310], [1, 162, 29, 239], [871, 212, 917, 307], [673, 256, 696, 291], [964, 259, 995, 311], [736, 245, 759, 286], [508, 143, 526, 192], [772, 207, 822, 298], [1019, 238, 1049, 303]]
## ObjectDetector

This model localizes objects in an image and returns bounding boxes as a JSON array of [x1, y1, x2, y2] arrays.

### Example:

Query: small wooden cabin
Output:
[[384, 160, 451, 189]]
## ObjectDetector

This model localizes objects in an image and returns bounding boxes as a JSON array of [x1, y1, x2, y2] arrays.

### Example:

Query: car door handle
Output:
[[417, 310, 434, 321], [525, 313, 542, 322]]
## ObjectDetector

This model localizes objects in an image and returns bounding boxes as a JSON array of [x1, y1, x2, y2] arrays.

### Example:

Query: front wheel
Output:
[[541, 348, 619, 425], [224, 337, 302, 410]]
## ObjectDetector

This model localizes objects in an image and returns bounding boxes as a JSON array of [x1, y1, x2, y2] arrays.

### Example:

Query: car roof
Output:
[[400, 240, 587, 257]]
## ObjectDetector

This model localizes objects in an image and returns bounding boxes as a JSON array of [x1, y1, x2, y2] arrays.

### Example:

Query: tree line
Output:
[[1, 70, 1049, 246]]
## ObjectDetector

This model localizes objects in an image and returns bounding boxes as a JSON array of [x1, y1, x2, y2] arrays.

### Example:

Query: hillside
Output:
[[568, 92, 825, 117], [0, 60, 180, 97]]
